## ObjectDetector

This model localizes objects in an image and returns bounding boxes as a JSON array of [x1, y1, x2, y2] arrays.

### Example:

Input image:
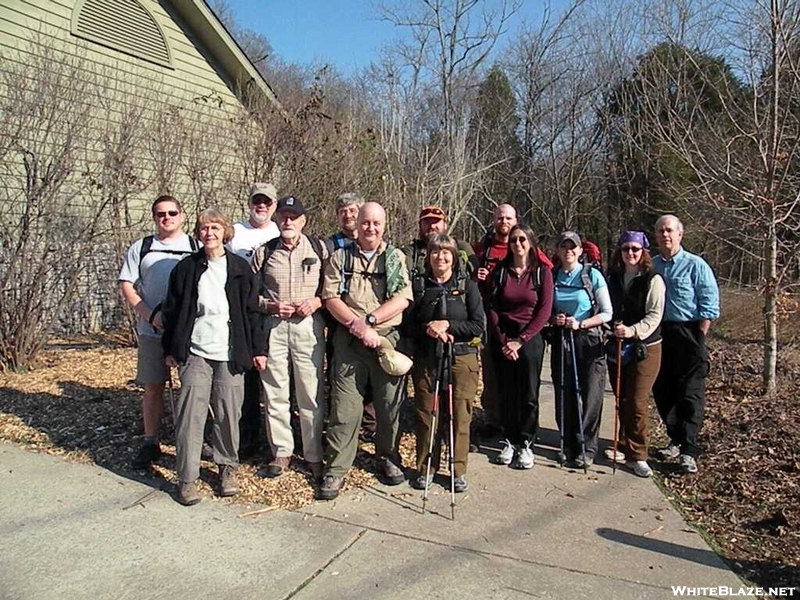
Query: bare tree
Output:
[[0, 39, 109, 369]]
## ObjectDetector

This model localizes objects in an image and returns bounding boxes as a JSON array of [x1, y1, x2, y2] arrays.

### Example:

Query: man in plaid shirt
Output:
[[252, 196, 328, 480]]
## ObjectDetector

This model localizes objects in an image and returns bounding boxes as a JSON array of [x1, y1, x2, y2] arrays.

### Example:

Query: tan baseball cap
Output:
[[376, 337, 413, 377], [249, 182, 278, 203]]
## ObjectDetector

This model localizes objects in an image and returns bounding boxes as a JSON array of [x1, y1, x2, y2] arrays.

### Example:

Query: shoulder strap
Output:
[[189, 237, 199, 252], [308, 236, 324, 262], [140, 235, 154, 259], [339, 244, 356, 298], [580, 263, 596, 308]]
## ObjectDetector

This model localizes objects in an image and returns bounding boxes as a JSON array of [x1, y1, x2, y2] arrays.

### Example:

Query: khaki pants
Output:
[[261, 315, 326, 463], [324, 327, 405, 477], [413, 352, 478, 478], [175, 353, 243, 482]]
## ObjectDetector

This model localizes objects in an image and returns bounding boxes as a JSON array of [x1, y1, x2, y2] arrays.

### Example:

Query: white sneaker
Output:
[[626, 460, 653, 478], [497, 439, 515, 465], [515, 441, 535, 469], [604, 448, 626, 463]]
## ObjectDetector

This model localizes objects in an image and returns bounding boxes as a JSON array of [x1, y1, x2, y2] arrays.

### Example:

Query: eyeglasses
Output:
[[510, 236, 528, 244], [155, 210, 179, 218], [621, 246, 643, 253]]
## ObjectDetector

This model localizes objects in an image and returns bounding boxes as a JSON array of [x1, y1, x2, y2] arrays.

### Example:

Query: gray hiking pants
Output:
[[175, 353, 244, 483]]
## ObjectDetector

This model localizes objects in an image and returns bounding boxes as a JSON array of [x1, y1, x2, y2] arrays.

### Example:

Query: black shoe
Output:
[[359, 430, 376, 443], [410, 473, 434, 490], [132, 443, 162, 469]]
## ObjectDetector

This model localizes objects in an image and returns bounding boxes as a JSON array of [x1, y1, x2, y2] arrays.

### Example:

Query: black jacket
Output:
[[404, 275, 486, 359], [161, 250, 267, 373]]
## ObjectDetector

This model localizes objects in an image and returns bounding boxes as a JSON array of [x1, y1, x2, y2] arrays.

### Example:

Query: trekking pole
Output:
[[567, 328, 588, 474], [423, 339, 444, 515], [613, 335, 623, 475], [445, 342, 456, 521], [167, 368, 177, 429], [558, 325, 565, 467]]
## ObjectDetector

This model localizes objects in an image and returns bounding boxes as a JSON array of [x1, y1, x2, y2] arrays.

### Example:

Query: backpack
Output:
[[408, 240, 472, 303], [488, 263, 545, 309], [581, 239, 604, 274], [138, 234, 199, 281], [338, 242, 400, 300], [258, 235, 326, 297]]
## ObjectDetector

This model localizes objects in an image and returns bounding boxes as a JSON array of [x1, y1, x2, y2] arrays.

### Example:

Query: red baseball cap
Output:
[[419, 206, 446, 221]]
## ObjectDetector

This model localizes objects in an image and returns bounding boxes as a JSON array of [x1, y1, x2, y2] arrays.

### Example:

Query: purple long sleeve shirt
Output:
[[487, 266, 554, 345]]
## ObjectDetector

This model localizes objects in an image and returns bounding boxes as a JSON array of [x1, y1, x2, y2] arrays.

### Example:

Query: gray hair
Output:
[[335, 192, 364, 211], [655, 214, 684, 233]]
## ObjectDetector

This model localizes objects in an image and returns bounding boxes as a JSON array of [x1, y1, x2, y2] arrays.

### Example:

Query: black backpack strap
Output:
[[189, 236, 199, 252], [307, 235, 325, 297], [339, 244, 356, 298]]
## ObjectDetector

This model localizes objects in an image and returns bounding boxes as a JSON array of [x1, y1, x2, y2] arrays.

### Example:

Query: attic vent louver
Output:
[[71, 0, 173, 68]]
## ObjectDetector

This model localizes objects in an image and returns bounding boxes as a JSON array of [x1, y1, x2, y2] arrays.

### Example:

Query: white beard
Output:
[[250, 210, 269, 225]]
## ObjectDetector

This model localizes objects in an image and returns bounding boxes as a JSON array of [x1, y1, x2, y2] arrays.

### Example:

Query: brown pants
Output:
[[611, 343, 662, 461], [413, 352, 479, 478]]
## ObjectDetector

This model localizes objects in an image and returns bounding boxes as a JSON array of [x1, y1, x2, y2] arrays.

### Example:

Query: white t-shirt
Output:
[[228, 220, 279, 264], [118, 233, 197, 338], [189, 255, 231, 361]]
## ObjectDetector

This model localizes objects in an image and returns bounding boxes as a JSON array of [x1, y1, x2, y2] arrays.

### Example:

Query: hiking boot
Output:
[[381, 458, 405, 485], [264, 456, 291, 478], [679, 454, 698, 474], [454, 476, 469, 493], [496, 439, 515, 465], [604, 448, 626, 464], [514, 441, 535, 469], [469, 442, 479, 453], [307, 461, 323, 480], [177, 480, 201, 506], [411, 473, 434, 490], [219, 464, 239, 497], [626, 460, 653, 478], [359, 429, 376, 443], [131, 442, 162, 469], [318, 475, 344, 500], [656, 443, 680, 460]]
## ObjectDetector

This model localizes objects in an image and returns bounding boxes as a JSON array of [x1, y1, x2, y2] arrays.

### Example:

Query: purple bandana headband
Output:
[[617, 230, 650, 249]]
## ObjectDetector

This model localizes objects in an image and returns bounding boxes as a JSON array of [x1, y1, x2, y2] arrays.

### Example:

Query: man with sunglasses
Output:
[[228, 182, 281, 459], [652, 215, 719, 475], [119, 195, 198, 469], [229, 182, 280, 261]]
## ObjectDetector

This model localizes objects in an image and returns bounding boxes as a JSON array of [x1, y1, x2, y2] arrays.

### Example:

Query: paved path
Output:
[[1, 376, 743, 599]]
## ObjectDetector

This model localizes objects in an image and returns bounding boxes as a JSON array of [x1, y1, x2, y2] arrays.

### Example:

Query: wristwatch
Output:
[[366, 313, 378, 327]]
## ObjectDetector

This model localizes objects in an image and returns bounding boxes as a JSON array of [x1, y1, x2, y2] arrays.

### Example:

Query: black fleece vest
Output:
[[608, 269, 661, 345]]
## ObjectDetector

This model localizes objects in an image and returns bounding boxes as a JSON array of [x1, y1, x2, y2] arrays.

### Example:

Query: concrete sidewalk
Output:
[[0, 379, 743, 600]]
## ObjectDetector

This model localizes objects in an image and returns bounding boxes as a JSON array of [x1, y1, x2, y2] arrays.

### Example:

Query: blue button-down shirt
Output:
[[653, 247, 720, 322]]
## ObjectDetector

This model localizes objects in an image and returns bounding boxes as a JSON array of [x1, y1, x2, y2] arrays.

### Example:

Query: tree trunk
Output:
[[763, 225, 778, 396]]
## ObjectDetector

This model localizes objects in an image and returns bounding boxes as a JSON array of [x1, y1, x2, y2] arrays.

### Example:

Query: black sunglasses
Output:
[[155, 210, 179, 218]]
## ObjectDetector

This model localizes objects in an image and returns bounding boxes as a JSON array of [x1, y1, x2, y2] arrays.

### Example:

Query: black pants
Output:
[[238, 369, 263, 454], [652, 321, 709, 458], [551, 328, 607, 460], [491, 333, 545, 445]]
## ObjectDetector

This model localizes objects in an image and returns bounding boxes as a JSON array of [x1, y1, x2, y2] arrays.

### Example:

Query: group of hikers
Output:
[[119, 184, 720, 506]]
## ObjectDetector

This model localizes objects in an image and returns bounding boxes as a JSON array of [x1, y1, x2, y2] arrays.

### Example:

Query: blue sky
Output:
[[223, 1, 570, 76]]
